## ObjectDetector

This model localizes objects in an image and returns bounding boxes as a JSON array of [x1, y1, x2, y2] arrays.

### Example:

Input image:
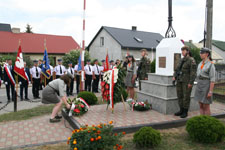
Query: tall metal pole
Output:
[[165, 0, 176, 38], [206, 0, 213, 49]]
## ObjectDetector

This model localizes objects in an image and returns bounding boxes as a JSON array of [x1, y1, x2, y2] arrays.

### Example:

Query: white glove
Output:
[[1, 80, 3, 84], [5, 82, 8, 85], [19, 82, 22, 85], [29, 81, 31, 84]]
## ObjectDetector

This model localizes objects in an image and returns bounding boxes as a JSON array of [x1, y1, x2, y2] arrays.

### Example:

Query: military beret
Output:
[[68, 62, 72, 64], [110, 60, 114, 63], [94, 59, 98, 62], [33, 60, 38, 63], [86, 59, 91, 62], [101, 60, 105, 62], [57, 59, 62, 62]]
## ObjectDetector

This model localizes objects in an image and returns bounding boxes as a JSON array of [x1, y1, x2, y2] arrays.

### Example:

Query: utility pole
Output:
[[206, 0, 213, 49]]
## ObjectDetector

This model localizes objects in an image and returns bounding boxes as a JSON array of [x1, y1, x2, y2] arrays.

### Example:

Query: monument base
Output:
[[137, 73, 199, 114]]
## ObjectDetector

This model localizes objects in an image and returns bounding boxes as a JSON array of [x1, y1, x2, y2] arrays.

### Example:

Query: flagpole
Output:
[[14, 40, 21, 112]]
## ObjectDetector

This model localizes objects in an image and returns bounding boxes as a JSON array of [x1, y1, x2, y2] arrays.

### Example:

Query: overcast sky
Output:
[[0, 0, 224, 46]]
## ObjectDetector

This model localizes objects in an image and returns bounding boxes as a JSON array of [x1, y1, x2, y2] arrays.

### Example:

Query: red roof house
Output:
[[0, 31, 80, 54]]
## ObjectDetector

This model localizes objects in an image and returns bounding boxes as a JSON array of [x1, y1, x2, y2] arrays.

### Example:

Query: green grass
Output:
[[0, 104, 54, 123]]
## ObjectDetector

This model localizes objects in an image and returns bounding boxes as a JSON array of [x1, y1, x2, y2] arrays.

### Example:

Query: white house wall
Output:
[[89, 29, 122, 61]]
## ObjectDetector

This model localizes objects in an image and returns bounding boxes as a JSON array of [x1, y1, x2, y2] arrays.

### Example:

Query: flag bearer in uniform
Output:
[[92, 59, 100, 93], [30, 60, 42, 99], [84, 59, 92, 91], [66, 62, 75, 96], [54, 59, 66, 79], [3, 59, 15, 102], [19, 62, 30, 100], [46, 61, 53, 85]]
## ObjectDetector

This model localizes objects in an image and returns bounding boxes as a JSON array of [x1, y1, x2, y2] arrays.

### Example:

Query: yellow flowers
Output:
[[74, 148, 78, 150], [68, 137, 71, 140]]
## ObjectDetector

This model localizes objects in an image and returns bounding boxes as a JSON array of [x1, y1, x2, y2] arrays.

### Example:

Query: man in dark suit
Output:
[[19, 62, 30, 101], [4, 59, 15, 102]]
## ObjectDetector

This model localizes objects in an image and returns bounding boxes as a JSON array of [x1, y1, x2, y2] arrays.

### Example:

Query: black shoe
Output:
[[36, 97, 41, 99], [25, 98, 30, 100], [0, 101, 2, 103], [55, 115, 62, 119], [174, 108, 183, 116], [49, 118, 61, 123], [20, 98, 23, 101], [180, 109, 188, 118]]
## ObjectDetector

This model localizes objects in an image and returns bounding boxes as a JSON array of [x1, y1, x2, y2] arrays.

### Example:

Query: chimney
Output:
[[132, 26, 137, 31], [12, 28, 20, 33]]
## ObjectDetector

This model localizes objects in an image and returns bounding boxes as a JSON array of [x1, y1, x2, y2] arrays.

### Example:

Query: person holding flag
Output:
[[41, 48, 51, 86], [4, 58, 15, 102], [18, 62, 30, 100]]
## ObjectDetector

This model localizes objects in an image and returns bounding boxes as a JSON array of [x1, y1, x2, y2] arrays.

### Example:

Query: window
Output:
[[134, 37, 143, 43], [100, 37, 104, 47]]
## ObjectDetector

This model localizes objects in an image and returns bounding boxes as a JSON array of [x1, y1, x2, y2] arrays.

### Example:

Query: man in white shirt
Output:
[[66, 62, 75, 96], [92, 59, 100, 93], [99, 60, 105, 81], [84, 59, 92, 92], [30, 60, 42, 99], [54, 59, 66, 79], [110, 60, 115, 69]]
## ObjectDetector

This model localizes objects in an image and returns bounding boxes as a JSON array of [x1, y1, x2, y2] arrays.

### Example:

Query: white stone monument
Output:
[[156, 37, 183, 75]]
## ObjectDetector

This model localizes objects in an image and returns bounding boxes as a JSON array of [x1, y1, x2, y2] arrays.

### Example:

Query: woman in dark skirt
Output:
[[42, 74, 72, 123], [194, 48, 216, 115], [125, 55, 137, 99]]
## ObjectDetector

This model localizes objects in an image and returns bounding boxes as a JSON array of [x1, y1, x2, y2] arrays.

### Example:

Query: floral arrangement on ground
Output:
[[67, 97, 90, 116], [67, 121, 125, 150], [127, 99, 152, 111]]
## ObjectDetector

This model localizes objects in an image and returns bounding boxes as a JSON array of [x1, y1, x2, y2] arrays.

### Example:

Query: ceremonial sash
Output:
[[24, 70, 29, 84], [4, 63, 15, 86]]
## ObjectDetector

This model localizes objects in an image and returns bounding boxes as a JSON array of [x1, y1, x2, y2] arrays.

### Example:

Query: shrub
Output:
[[77, 91, 98, 105], [133, 127, 161, 148], [67, 121, 125, 150], [186, 115, 225, 143]]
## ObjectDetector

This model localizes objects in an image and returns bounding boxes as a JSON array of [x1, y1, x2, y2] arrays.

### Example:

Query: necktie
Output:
[[88, 65, 91, 72], [60, 66, 62, 74], [96, 65, 99, 74], [36, 67, 38, 77], [200, 62, 205, 70], [70, 68, 73, 74]]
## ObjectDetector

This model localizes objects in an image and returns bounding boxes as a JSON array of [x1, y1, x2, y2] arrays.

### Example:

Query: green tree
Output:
[[190, 48, 201, 65], [25, 24, 33, 33], [62, 49, 90, 67]]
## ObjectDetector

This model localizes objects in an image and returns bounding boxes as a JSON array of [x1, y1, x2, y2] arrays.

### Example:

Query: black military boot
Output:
[[174, 108, 183, 116], [180, 109, 188, 118]]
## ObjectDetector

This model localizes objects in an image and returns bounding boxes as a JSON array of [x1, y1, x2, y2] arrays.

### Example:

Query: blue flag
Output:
[[77, 55, 82, 71], [41, 49, 51, 79]]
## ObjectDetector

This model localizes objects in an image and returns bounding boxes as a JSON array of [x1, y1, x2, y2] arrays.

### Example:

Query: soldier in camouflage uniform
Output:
[[173, 46, 196, 118], [137, 49, 151, 90]]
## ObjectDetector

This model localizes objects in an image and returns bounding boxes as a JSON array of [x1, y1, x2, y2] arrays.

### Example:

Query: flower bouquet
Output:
[[128, 100, 152, 111], [67, 97, 90, 116]]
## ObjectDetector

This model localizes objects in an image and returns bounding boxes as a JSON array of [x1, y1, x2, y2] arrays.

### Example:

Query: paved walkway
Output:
[[0, 115, 72, 149], [75, 101, 225, 128]]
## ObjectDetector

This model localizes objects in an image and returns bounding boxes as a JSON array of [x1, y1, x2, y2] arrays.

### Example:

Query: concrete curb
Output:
[[62, 109, 225, 133]]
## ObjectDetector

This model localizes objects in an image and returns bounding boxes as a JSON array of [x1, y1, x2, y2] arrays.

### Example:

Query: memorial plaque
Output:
[[159, 57, 166, 68], [174, 53, 181, 71]]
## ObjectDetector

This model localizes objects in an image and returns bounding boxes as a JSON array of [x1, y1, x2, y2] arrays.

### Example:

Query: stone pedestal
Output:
[[137, 37, 199, 114], [137, 73, 199, 114]]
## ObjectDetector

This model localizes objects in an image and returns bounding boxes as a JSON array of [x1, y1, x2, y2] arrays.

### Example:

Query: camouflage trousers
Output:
[[176, 81, 192, 109], [138, 75, 145, 91]]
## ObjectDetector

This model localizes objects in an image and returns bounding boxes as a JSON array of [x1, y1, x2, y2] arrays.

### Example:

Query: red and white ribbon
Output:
[[4, 63, 15, 86], [109, 70, 114, 110], [79, 97, 90, 109]]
